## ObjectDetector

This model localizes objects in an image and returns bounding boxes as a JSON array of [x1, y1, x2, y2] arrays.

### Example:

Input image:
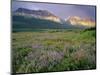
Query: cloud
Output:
[[12, 1, 96, 20]]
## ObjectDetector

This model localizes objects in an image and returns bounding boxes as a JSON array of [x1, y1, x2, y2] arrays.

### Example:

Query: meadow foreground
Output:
[[12, 29, 96, 73]]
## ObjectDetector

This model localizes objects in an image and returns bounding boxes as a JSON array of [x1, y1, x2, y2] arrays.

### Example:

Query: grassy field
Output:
[[12, 29, 96, 73]]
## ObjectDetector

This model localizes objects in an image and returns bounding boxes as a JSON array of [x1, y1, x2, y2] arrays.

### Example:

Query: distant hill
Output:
[[12, 15, 77, 31]]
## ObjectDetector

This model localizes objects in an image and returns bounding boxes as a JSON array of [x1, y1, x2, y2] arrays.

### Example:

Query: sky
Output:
[[12, 1, 96, 21]]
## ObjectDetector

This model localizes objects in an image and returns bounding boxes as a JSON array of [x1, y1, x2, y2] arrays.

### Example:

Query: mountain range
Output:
[[12, 8, 96, 30], [13, 8, 61, 23]]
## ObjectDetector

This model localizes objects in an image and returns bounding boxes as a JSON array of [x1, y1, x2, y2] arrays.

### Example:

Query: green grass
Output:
[[12, 29, 96, 73]]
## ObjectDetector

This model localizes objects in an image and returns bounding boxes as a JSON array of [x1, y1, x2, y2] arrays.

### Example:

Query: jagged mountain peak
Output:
[[66, 16, 96, 27]]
